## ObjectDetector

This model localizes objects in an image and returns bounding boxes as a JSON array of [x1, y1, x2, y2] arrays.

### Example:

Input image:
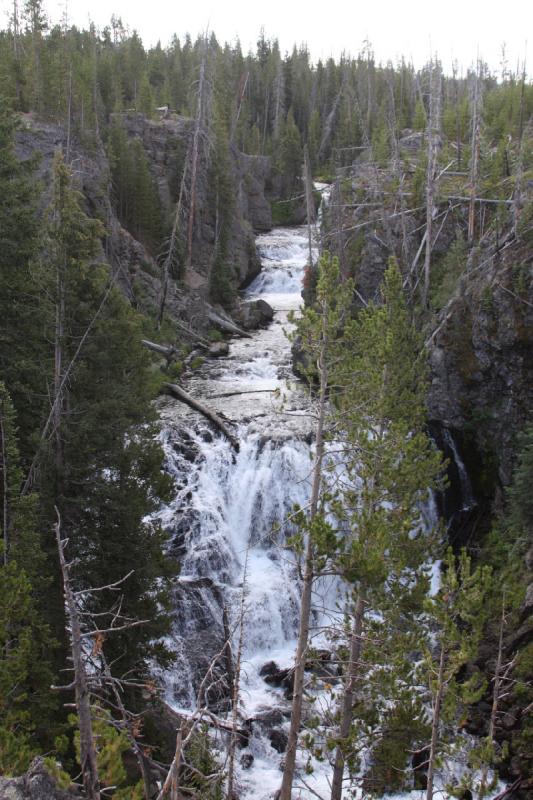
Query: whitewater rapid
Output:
[[158, 219, 329, 798]]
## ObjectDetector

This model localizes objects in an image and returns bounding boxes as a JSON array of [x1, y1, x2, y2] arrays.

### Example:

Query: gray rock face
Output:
[[0, 759, 76, 800], [15, 113, 274, 324], [426, 237, 533, 487], [115, 113, 268, 289]]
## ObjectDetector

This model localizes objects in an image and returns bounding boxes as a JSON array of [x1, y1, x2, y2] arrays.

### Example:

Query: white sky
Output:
[[3, 0, 531, 76]]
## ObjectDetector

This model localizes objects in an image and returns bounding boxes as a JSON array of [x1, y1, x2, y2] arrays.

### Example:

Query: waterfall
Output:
[[157, 221, 324, 797]]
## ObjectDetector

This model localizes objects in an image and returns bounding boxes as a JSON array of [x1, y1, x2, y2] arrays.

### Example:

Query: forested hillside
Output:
[[1, 2, 533, 799]]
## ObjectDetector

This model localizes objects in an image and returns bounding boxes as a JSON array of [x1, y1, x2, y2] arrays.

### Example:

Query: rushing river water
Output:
[[155, 205, 502, 800], [158, 219, 328, 798]]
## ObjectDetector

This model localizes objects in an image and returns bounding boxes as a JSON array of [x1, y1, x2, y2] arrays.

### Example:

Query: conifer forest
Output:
[[1, 3, 533, 799]]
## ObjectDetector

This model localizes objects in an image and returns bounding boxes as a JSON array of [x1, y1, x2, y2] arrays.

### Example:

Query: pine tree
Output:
[[38, 153, 176, 680], [0, 383, 56, 772]]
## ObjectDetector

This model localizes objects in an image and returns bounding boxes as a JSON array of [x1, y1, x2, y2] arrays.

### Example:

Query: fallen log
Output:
[[164, 383, 239, 451], [207, 310, 252, 339], [142, 339, 179, 359]]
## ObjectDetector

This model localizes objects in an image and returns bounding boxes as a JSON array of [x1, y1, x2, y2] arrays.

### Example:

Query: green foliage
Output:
[[429, 235, 468, 311], [182, 726, 224, 799], [292, 255, 444, 791], [0, 383, 58, 770], [71, 707, 144, 798], [107, 121, 164, 254]]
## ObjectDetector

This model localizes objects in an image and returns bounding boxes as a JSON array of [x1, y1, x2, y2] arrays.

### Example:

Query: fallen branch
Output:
[[207, 389, 277, 399], [164, 383, 239, 451]]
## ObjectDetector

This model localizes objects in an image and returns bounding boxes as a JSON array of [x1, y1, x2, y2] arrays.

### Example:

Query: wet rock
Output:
[[269, 728, 288, 754], [240, 753, 254, 770], [234, 299, 274, 331], [261, 666, 294, 698], [252, 709, 288, 729], [208, 342, 230, 357], [259, 661, 280, 679]]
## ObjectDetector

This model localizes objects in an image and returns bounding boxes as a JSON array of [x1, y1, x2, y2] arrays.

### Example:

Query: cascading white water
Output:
[[156, 195, 501, 800], [157, 219, 327, 797]]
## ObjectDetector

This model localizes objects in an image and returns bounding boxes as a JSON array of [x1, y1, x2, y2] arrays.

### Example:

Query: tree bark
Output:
[[330, 594, 365, 800]]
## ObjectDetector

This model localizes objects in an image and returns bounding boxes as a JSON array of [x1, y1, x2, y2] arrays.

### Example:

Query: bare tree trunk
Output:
[[0, 405, 9, 566], [330, 594, 365, 800], [513, 63, 527, 238], [478, 595, 506, 800], [279, 304, 329, 800], [53, 236, 66, 473], [468, 64, 482, 244], [157, 727, 183, 800], [230, 72, 249, 144], [303, 145, 315, 269], [423, 62, 441, 308], [186, 45, 212, 275], [425, 643, 446, 800], [273, 64, 285, 141], [55, 510, 101, 800]]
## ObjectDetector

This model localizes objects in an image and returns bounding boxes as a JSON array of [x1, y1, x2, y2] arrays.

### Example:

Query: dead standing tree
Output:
[[158, 39, 213, 327], [468, 62, 483, 244], [422, 60, 442, 308], [54, 510, 153, 799], [54, 509, 101, 800]]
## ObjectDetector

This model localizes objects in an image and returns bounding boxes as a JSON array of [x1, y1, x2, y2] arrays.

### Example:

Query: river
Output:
[[157, 217, 328, 798]]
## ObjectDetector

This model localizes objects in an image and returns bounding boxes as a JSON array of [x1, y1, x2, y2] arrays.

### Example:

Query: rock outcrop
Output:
[[0, 759, 77, 800], [15, 112, 274, 326]]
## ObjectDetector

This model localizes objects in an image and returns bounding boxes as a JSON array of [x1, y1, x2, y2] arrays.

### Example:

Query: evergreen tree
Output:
[[38, 154, 176, 680], [0, 383, 57, 772]]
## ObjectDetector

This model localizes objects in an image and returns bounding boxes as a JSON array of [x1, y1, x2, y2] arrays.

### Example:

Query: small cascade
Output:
[[430, 423, 478, 548]]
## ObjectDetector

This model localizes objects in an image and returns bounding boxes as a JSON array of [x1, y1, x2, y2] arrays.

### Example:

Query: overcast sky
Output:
[[3, 0, 531, 76]]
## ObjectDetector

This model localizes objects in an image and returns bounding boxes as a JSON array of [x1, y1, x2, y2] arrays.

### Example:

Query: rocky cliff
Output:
[[15, 112, 274, 325]]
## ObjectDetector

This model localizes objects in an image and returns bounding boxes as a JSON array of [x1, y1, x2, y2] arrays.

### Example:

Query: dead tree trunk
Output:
[[54, 510, 101, 800], [156, 726, 183, 800], [185, 42, 212, 276], [330, 594, 365, 800], [0, 402, 9, 566], [303, 144, 315, 269], [423, 61, 442, 308], [468, 64, 483, 244], [279, 300, 329, 800], [513, 63, 527, 239], [165, 383, 239, 451], [425, 642, 446, 800]]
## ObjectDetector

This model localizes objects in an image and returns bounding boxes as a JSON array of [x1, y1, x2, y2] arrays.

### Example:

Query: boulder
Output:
[[234, 299, 274, 331], [269, 728, 288, 754], [0, 759, 77, 800], [239, 754, 254, 770], [208, 342, 230, 357]]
